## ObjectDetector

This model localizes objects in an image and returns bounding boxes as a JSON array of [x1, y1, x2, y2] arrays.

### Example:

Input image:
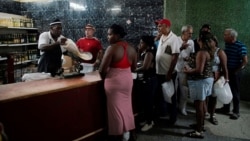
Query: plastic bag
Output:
[[22, 72, 52, 82], [214, 76, 225, 88], [161, 80, 174, 103], [213, 76, 232, 104], [61, 39, 93, 61]]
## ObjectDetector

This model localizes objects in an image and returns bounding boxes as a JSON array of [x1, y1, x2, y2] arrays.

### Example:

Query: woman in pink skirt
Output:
[[99, 24, 137, 141]]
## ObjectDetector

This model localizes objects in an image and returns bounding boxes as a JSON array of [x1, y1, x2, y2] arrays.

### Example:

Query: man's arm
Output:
[[166, 53, 179, 81], [236, 55, 248, 73]]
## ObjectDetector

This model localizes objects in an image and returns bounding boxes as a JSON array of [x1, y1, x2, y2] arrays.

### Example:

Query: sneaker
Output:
[[141, 121, 154, 131], [230, 113, 240, 120]]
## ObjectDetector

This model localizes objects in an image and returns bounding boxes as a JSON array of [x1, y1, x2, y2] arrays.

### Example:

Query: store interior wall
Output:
[[165, 0, 250, 100], [0, 0, 163, 48]]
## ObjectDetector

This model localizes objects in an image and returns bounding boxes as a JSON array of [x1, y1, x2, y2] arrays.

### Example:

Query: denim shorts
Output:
[[187, 77, 214, 101]]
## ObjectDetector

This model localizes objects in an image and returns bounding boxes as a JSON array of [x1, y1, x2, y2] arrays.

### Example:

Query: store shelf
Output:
[[8, 43, 38, 47], [0, 24, 38, 83], [0, 27, 38, 30], [0, 43, 37, 47], [14, 59, 36, 65], [0, 57, 7, 61]]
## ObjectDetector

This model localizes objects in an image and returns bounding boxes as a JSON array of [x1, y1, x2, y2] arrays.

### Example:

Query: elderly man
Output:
[[155, 18, 181, 124], [175, 25, 194, 116], [216, 28, 248, 120], [37, 19, 67, 76], [76, 24, 103, 70]]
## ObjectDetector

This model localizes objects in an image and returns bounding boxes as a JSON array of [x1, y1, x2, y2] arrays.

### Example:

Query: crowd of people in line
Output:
[[33, 18, 248, 141]]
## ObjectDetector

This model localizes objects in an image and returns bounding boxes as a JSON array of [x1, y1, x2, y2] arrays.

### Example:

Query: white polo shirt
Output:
[[175, 37, 195, 72], [38, 31, 67, 55], [156, 31, 181, 75]]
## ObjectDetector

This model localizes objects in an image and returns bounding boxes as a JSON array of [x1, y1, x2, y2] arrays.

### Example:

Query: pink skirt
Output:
[[104, 67, 135, 135]]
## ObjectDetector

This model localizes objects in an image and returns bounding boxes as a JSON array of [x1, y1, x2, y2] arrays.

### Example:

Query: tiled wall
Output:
[[0, 0, 21, 15], [12, 0, 164, 48], [165, 0, 250, 100]]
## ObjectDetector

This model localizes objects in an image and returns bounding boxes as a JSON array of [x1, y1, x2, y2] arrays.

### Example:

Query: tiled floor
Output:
[[135, 101, 250, 141]]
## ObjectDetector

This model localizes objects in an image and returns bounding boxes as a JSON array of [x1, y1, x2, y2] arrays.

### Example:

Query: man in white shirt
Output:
[[175, 25, 194, 115], [155, 19, 181, 124], [38, 19, 67, 76]]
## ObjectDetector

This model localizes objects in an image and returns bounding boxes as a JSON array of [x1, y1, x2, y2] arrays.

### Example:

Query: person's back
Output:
[[110, 41, 136, 69], [99, 24, 137, 141]]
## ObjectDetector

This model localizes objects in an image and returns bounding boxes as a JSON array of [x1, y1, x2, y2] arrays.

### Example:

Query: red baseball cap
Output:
[[155, 19, 171, 27]]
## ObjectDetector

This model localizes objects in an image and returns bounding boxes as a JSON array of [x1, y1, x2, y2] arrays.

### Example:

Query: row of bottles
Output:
[[0, 33, 37, 44], [12, 50, 38, 63], [0, 18, 34, 28]]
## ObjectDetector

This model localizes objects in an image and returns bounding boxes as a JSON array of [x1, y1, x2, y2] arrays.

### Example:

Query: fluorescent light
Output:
[[111, 7, 121, 11], [70, 2, 86, 11], [14, 0, 51, 2]]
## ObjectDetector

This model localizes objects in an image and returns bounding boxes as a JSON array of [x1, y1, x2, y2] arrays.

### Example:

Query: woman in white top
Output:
[[207, 35, 229, 125]]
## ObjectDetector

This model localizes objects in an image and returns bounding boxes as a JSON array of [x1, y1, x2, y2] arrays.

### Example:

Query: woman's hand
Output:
[[183, 65, 192, 73]]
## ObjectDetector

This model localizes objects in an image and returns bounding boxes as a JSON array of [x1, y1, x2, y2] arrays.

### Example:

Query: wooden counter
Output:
[[0, 71, 107, 141]]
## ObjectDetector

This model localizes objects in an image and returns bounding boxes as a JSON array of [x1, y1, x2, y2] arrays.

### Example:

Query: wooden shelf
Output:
[[0, 26, 38, 30], [14, 59, 37, 65], [9, 43, 37, 47]]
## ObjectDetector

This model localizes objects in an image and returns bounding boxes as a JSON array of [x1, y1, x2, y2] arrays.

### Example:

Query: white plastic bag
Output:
[[213, 76, 232, 104], [61, 39, 93, 61], [22, 72, 52, 82], [214, 76, 225, 88], [131, 73, 137, 79], [161, 80, 174, 103]]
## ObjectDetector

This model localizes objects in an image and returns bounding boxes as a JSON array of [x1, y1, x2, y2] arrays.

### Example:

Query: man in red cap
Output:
[[76, 24, 103, 72], [155, 18, 181, 125]]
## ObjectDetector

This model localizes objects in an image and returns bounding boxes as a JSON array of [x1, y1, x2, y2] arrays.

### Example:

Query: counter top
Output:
[[0, 71, 102, 103]]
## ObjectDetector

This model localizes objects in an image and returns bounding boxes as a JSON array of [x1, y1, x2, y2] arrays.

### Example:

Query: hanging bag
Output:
[[161, 80, 174, 103], [213, 76, 232, 104]]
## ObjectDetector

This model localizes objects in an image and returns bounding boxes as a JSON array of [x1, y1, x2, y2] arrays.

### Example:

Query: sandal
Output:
[[189, 124, 206, 132], [186, 130, 204, 139], [209, 116, 218, 125]]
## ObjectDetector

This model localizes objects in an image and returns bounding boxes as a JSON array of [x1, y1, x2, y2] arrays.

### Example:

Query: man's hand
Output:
[[60, 38, 67, 45]]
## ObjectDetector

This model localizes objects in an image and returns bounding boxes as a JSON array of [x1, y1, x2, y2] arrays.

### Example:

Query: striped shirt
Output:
[[224, 40, 247, 69]]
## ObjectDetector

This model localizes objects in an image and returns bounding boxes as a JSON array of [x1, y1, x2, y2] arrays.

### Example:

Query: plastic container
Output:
[[80, 63, 94, 73]]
